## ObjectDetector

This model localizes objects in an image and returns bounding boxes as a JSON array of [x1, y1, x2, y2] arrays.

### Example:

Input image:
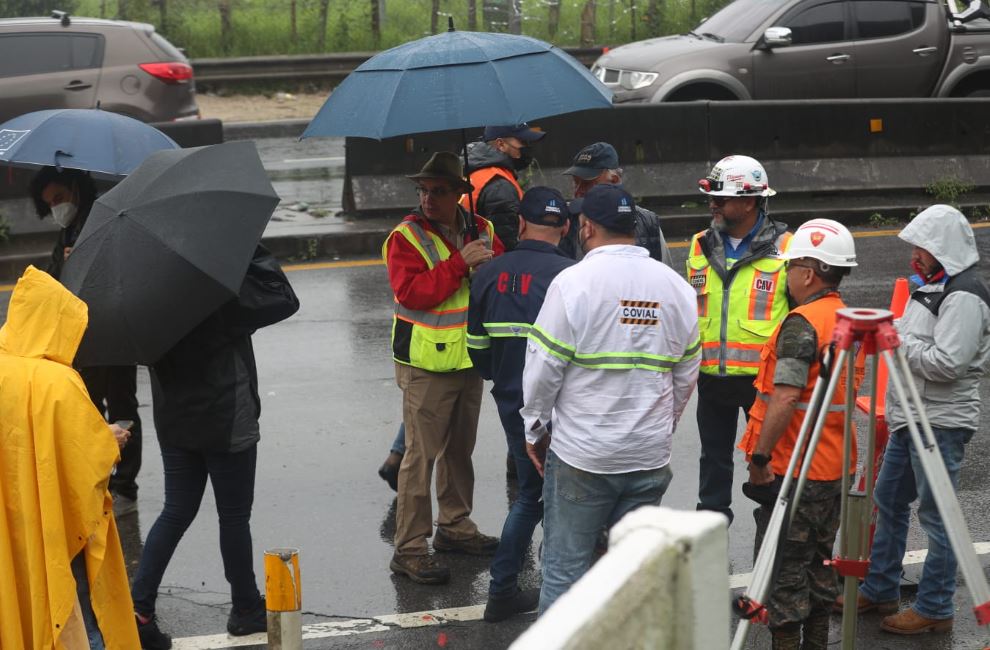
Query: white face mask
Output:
[[50, 202, 78, 229]]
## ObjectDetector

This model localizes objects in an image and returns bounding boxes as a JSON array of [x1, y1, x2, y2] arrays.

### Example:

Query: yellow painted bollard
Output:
[[265, 548, 302, 650]]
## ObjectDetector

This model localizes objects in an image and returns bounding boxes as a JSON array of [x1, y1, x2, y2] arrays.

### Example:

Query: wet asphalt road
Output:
[[3, 227, 990, 649]]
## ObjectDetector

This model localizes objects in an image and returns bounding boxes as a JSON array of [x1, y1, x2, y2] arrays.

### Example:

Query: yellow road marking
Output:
[[3, 222, 989, 295]]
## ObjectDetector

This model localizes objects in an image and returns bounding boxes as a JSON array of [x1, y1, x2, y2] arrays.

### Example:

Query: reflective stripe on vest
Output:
[[459, 167, 523, 211], [529, 329, 700, 372], [686, 230, 793, 376], [738, 293, 859, 481], [383, 217, 495, 372]]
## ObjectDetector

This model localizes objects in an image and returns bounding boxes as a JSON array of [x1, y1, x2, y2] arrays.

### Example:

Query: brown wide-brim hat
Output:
[[407, 151, 473, 193]]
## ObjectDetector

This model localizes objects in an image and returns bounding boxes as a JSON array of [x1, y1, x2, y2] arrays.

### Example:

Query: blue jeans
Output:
[[860, 426, 972, 620], [71, 552, 105, 650], [489, 413, 543, 597], [391, 422, 406, 456], [132, 444, 262, 615], [539, 449, 673, 614]]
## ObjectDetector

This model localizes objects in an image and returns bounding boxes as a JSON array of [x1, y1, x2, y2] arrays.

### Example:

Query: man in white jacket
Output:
[[520, 184, 701, 614]]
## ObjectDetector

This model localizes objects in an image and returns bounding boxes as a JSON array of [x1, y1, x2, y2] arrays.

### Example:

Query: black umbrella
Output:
[[60, 141, 280, 366]]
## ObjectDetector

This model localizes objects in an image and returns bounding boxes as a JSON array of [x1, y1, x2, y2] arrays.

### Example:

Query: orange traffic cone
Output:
[[889, 276, 909, 319], [856, 277, 910, 416]]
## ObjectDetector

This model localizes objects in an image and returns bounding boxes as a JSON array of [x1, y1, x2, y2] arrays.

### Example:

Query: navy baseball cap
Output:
[[520, 186, 569, 227], [483, 123, 546, 142], [570, 184, 637, 232], [564, 142, 619, 180]]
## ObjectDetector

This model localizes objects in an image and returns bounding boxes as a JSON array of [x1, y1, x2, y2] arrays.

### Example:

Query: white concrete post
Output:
[[510, 507, 729, 650]]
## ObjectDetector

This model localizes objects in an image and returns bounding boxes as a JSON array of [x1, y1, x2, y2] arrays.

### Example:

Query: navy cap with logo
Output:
[[563, 142, 620, 180], [520, 186, 569, 227], [570, 184, 637, 232], [483, 123, 546, 143]]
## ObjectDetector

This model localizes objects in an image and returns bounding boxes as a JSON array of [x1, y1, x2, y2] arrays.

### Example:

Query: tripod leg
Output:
[[882, 348, 990, 629]]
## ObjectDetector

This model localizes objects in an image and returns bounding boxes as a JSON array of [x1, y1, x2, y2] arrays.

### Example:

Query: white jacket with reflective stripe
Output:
[[521, 245, 701, 474]]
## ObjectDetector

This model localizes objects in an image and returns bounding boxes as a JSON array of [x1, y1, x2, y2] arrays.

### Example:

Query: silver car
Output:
[[0, 13, 199, 123]]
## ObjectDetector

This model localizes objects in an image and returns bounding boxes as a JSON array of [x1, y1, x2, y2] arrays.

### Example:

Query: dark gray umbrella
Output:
[[60, 140, 280, 366]]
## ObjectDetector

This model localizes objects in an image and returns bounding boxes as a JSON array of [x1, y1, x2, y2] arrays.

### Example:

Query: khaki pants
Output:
[[394, 363, 483, 556]]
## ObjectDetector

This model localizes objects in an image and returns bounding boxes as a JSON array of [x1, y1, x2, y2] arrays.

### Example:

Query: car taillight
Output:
[[139, 62, 193, 84]]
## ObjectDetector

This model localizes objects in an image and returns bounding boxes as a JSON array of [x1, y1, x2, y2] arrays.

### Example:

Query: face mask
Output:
[[50, 202, 78, 229], [513, 147, 534, 171]]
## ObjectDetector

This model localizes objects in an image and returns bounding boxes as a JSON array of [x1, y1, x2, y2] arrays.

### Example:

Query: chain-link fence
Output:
[[1, 0, 733, 58]]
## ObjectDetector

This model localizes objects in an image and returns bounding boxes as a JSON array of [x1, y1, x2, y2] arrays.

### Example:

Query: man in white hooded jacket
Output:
[[849, 205, 990, 635]]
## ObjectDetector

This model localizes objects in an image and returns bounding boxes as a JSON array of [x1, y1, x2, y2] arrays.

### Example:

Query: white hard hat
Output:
[[781, 218, 857, 267], [698, 155, 776, 197]]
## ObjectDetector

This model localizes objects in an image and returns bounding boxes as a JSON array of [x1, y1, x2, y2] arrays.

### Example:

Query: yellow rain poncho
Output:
[[0, 266, 139, 649]]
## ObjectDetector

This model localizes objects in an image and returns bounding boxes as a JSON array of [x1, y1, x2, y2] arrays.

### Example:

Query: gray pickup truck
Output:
[[592, 0, 990, 101]]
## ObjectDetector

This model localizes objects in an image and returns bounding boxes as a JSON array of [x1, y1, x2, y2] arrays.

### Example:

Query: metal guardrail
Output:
[[191, 47, 604, 84]]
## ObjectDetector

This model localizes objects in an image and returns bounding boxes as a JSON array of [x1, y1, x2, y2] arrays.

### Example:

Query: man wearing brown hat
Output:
[[382, 151, 505, 584]]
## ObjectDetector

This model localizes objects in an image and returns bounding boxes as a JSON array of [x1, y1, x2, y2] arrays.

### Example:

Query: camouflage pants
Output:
[[758, 479, 842, 629]]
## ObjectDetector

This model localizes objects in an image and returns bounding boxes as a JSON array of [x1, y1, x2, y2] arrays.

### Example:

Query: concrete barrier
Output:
[[344, 99, 990, 221], [150, 118, 225, 148], [510, 507, 728, 650]]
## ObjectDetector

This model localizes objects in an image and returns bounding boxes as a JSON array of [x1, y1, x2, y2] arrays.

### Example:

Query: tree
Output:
[[218, 0, 233, 54], [580, 0, 596, 46], [547, 0, 561, 38], [467, 0, 477, 30], [317, 0, 330, 50], [430, 0, 439, 33], [290, 0, 297, 42], [646, 0, 661, 36], [0, 0, 76, 15], [370, 0, 381, 46], [507, 0, 521, 34]]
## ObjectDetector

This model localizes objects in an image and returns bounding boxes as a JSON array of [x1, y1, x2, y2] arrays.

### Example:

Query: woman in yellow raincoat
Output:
[[0, 266, 139, 649]]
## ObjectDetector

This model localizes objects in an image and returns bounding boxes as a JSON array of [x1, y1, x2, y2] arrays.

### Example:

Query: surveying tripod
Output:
[[731, 308, 990, 650]]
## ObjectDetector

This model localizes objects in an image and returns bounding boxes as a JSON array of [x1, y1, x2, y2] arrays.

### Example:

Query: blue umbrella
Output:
[[301, 24, 612, 140], [0, 109, 179, 179]]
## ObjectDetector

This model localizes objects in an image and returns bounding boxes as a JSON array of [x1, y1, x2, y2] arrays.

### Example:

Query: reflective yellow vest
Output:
[[383, 217, 495, 373], [686, 229, 792, 376]]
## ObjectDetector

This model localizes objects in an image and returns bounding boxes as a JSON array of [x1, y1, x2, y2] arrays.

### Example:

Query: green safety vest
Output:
[[383, 217, 494, 373], [685, 230, 792, 376]]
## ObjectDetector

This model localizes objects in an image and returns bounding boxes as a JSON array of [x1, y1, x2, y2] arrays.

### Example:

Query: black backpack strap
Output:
[[910, 266, 990, 316]]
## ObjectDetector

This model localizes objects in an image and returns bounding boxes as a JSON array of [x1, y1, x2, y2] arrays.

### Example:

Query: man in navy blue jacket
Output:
[[467, 186, 576, 622]]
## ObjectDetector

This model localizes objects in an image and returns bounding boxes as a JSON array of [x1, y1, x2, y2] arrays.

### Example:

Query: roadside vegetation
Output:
[[2, 0, 733, 57]]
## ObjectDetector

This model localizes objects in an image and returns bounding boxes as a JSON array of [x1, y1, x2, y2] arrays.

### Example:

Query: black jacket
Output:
[[466, 141, 522, 250], [149, 246, 299, 453], [46, 201, 92, 281]]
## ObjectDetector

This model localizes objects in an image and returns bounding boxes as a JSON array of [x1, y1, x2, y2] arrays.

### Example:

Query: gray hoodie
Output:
[[886, 204, 990, 434]]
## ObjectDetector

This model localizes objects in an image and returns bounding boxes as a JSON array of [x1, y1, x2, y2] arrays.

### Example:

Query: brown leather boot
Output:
[[771, 624, 801, 650], [880, 608, 953, 635]]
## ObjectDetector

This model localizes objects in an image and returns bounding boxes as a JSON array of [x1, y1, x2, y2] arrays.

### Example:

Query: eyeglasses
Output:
[[416, 186, 456, 198], [709, 195, 734, 207], [785, 260, 818, 271]]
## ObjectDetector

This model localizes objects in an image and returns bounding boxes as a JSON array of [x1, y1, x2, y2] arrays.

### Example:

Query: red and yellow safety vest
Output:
[[686, 231, 792, 376], [459, 167, 522, 211], [738, 292, 859, 481], [382, 217, 495, 372]]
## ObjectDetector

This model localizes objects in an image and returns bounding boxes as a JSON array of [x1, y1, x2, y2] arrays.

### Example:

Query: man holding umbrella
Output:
[[384, 151, 505, 584]]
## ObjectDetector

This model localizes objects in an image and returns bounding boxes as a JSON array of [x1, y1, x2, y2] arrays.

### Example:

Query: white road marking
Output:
[[172, 543, 990, 648]]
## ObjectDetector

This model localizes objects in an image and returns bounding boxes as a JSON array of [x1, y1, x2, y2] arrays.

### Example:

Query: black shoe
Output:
[[227, 597, 267, 636], [433, 528, 500, 556], [136, 614, 172, 650], [378, 452, 402, 492], [484, 588, 540, 622]]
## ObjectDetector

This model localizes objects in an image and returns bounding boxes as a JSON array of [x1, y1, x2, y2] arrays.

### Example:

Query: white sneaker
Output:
[[112, 493, 138, 518]]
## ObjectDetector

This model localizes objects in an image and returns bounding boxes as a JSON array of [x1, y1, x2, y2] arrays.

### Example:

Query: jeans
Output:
[[489, 410, 543, 597], [539, 449, 672, 614], [391, 422, 406, 456], [71, 552, 105, 650], [132, 444, 261, 615], [859, 426, 972, 620], [696, 374, 757, 524]]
